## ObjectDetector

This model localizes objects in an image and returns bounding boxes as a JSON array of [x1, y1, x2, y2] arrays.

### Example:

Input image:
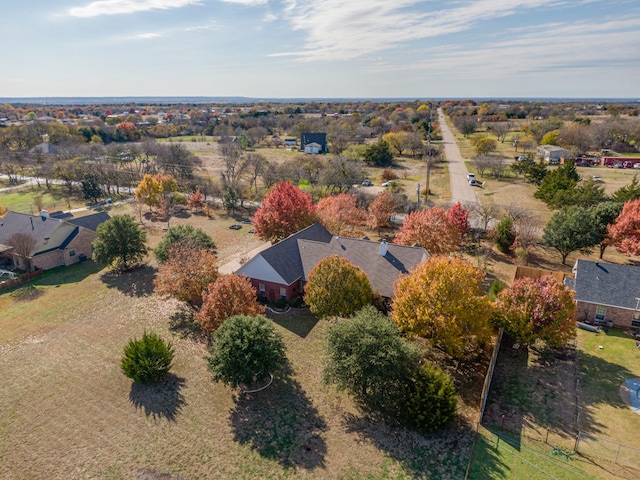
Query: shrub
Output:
[[400, 363, 458, 433], [381, 168, 398, 181], [488, 279, 506, 301], [121, 332, 174, 384], [495, 217, 516, 254]]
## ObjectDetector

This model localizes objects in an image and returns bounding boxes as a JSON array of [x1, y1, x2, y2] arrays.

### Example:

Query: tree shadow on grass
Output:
[[343, 413, 476, 479], [267, 308, 319, 339], [31, 260, 103, 286], [168, 304, 207, 343], [229, 364, 327, 471], [101, 264, 156, 297], [129, 373, 186, 421]]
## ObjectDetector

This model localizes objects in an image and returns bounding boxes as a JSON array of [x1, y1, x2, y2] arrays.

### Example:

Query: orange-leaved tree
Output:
[[305, 255, 373, 318], [367, 191, 396, 233], [493, 275, 576, 347], [316, 193, 366, 235], [252, 181, 317, 243], [391, 256, 493, 359], [447, 201, 470, 238], [187, 189, 206, 212], [394, 207, 460, 255], [196, 274, 265, 334], [154, 242, 219, 307], [607, 198, 640, 257]]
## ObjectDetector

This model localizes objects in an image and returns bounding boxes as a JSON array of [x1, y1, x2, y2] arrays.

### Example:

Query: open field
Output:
[[0, 260, 478, 479], [0, 184, 90, 214]]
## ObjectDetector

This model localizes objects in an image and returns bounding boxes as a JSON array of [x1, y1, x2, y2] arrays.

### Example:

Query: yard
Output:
[[0, 259, 479, 479]]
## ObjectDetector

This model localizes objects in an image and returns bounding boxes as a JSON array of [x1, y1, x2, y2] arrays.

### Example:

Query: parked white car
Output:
[[466, 173, 476, 181]]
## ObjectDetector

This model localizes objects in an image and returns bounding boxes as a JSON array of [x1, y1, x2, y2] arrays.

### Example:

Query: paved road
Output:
[[438, 108, 479, 207]]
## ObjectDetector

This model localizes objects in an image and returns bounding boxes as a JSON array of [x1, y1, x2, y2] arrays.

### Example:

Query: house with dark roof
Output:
[[236, 223, 428, 302], [565, 259, 640, 329], [0, 211, 110, 271], [300, 132, 328, 154]]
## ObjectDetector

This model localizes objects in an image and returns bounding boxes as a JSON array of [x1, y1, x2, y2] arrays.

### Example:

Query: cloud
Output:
[[263, 13, 278, 22], [272, 0, 584, 61], [185, 22, 220, 31], [219, 0, 268, 4], [134, 33, 163, 39], [69, 0, 202, 18]]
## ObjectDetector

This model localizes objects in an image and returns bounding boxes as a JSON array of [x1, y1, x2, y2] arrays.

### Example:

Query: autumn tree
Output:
[[154, 242, 219, 307], [316, 193, 366, 235], [196, 274, 265, 334], [394, 207, 460, 255], [92, 215, 147, 271], [494, 276, 576, 347], [6, 233, 37, 271], [447, 201, 470, 238], [391, 256, 493, 359], [115, 121, 140, 141], [154, 224, 216, 263], [305, 255, 373, 318], [252, 181, 317, 243], [382, 131, 410, 156], [367, 190, 396, 233], [135, 174, 162, 211], [187, 189, 206, 212], [474, 137, 497, 156], [607, 199, 640, 256]]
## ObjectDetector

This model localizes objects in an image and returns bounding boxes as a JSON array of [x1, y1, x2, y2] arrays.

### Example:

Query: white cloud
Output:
[[219, 0, 268, 5], [263, 13, 278, 22], [69, 0, 202, 18], [135, 33, 162, 39], [185, 22, 220, 31], [272, 0, 580, 61]]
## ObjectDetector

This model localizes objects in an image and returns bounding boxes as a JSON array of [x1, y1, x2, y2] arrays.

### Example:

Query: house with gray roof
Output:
[[565, 259, 640, 329], [0, 211, 110, 271], [300, 133, 328, 154], [236, 223, 428, 302]]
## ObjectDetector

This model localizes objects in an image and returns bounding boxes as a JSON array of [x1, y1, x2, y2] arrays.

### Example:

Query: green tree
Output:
[[121, 332, 174, 384], [222, 186, 238, 213], [400, 363, 458, 433], [494, 276, 576, 347], [80, 172, 103, 203], [511, 157, 547, 185], [305, 255, 373, 318], [495, 217, 516, 254], [542, 206, 599, 264], [92, 214, 147, 270], [154, 224, 216, 263], [323, 305, 420, 410], [534, 162, 580, 209], [590, 201, 623, 259], [540, 130, 560, 145], [363, 141, 393, 167], [611, 175, 640, 203], [206, 315, 286, 388]]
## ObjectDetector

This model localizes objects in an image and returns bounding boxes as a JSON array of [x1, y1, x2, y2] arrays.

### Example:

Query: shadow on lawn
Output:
[[129, 373, 186, 421], [229, 364, 327, 470], [30, 260, 103, 286], [168, 305, 207, 343], [343, 413, 475, 479], [101, 264, 156, 297], [268, 308, 319, 339]]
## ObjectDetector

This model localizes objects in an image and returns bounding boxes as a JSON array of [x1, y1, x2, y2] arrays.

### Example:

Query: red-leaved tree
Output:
[[316, 193, 366, 235], [494, 276, 576, 347], [447, 201, 470, 238], [367, 191, 396, 233], [187, 190, 206, 212], [196, 274, 265, 334], [394, 207, 460, 255], [252, 181, 317, 243], [607, 199, 640, 257]]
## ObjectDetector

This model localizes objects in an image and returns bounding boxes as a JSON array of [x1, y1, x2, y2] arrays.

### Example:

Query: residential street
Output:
[[437, 108, 479, 207]]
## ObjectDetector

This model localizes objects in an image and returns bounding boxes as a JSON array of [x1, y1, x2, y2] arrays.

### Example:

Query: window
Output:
[[632, 320, 640, 328], [259, 283, 265, 297], [68, 250, 75, 257], [595, 305, 606, 321], [280, 287, 287, 301]]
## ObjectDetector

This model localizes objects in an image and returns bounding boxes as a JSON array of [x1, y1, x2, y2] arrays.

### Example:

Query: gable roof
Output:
[[67, 212, 111, 232], [569, 259, 640, 311], [0, 211, 77, 256], [237, 222, 428, 298], [300, 132, 327, 151]]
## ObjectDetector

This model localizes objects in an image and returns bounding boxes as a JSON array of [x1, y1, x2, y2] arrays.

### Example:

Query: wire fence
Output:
[[575, 431, 640, 470]]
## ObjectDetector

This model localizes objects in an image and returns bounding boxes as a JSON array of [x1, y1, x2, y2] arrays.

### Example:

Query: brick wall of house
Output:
[[577, 301, 636, 328], [32, 250, 65, 271], [63, 229, 95, 265], [248, 278, 302, 302]]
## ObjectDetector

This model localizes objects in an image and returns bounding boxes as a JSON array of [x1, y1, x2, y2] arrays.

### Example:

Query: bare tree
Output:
[[492, 122, 512, 143], [473, 155, 492, 177], [472, 204, 500, 232], [488, 156, 507, 179], [7, 233, 37, 271]]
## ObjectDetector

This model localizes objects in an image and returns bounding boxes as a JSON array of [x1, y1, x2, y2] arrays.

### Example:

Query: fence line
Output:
[[0, 269, 44, 291], [575, 431, 640, 470], [479, 328, 503, 423]]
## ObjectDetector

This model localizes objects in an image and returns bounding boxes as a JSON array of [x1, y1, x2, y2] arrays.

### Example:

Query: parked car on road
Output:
[[592, 175, 604, 183], [381, 181, 392, 187], [469, 179, 483, 187], [361, 179, 372, 186], [466, 173, 476, 181]]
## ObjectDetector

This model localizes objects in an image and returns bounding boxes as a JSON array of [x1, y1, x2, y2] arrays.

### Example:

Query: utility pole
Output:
[[425, 104, 433, 206], [416, 183, 421, 209]]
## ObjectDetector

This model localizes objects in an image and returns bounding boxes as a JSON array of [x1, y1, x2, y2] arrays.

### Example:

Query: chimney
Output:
[[40, 210, 49, 220], [380, 240, 388, 257]]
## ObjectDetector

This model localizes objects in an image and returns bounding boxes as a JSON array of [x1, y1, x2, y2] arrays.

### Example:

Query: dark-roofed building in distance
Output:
[[0, 210, 110, 271], [300, 132, 328, 154], [236, 223, 428, 302], [564, 259, 640, 329]]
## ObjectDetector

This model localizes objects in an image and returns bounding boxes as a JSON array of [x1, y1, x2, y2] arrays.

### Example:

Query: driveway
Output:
[[437, 108, 479, 207]]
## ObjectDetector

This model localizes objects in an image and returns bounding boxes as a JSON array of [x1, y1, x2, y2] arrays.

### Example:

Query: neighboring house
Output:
[[284, 138, 297, 147], [564, 259, 640, 329], [30, 141, 60, 156], [300, 132, 328, 154], [0, 211, 110, 271], [236, 223, 428, 302], [537, 145, 569, 164]]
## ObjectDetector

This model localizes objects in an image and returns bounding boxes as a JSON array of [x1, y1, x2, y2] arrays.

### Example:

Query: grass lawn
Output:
[[0, 184, 89, 214], [0, 261, 478, 479]]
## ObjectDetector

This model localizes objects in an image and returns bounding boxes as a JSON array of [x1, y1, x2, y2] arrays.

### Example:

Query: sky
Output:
[[1, 0, 639, 99]]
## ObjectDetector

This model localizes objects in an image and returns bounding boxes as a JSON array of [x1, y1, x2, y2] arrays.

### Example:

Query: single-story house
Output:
[[300, 132, 328, 154], [0, 211, 110, 272], [284, 138, 297, 147], [236, 223, 428, 302], [537, 145, 570, 164], [564, 259, 640, 329]]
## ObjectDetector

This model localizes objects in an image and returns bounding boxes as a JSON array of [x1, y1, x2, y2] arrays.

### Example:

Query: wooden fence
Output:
[[0, 269, 44, 291]]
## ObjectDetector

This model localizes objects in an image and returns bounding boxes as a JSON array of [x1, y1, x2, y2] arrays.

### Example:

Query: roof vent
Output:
[[40, 210, 49, 220], [380, 240, 388, 257]]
